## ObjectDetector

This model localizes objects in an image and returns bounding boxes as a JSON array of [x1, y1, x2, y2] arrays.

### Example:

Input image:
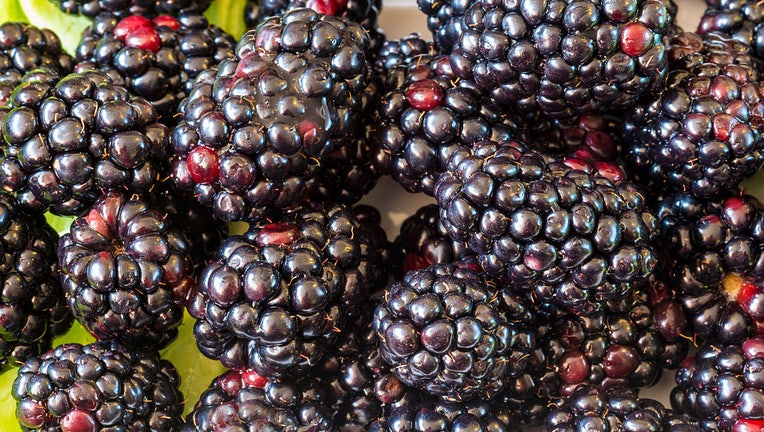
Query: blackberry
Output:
[[368, 395, 521, 432], [671, 336, 764, 431], [699, 0, 764, 60], [187, 202, 382, 377], [181, 369, 335, 431], [371, 55, 521, 195], [170, 9, 371, 221], [0, 70, 170, 216], [373, 33, 433, 74], [0, 194, 71, 371], [394, 204, 473, 275], [74, 12, 236, 122], [658, 191, 764, 344], [624, 31, 764, 200], [57, 191, 194, 348], [54, 0, 213, 19], [524, 113, 624, 163], [0, 23, 73, 107], [446, 0, 674, 119], [434, 139, 659, 316], [373, 263, 538, 402], [539, 283, 690, 398], [13, 340, 183, 431], [545, 384, 699, 432]]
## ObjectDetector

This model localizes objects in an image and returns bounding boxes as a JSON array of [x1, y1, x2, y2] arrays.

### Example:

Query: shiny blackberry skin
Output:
[[658, 191, 764, 344], [0, 23, 73, 107], [57, 191, 194, 349], [54, 0, 212, 18], [0, 70, 170, 216], [539, 285, 690, 398], [187, 202, 382, 377], [546, 384, 699, 432], [373, 263, 538, 402], [671, 336, 764, 431], [524, 113, 624, 163], [0, 194, 71, 371], [624, 32, 764, 200], [435, 140, 659, 316], [447, 0, 674, 119], [394, 204, 474, 275], [13, 340, 182, 431], [75, 12, 236, 122], [374, 33, 434, 74], [181, 369, 336, 432], [170, 9, 370, 222], [699, 0, 764, 60], [371, 55, 521, 195], [368, 396, 521, 432]]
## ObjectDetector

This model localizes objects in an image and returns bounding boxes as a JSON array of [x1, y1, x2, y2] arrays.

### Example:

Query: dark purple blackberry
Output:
[[54, 0, 212, 18], [74, 12, 235, 122], [170, 9, 371, 221], [624, 31, 764, 200], [699, 0, 764, 60], [446, 0, 674, 119], [523, 113, 624, 164], [394, 204, 473, 275], [57, 191, 194, 348], [0, 23, 73, 107], [373, 33, 433, 74], [373, 263, 538, 402], [0, 194, 71, 371], [658, 191, 764, 344], [13, 340, 182, 431], [368, 395, 521, 432], [546, 384, 699, 432], [434, 140, 659, 316], [371, 55, 521, 195], [187, 202, 382, 377], [181, 369, 335, 431], [0, 70, 170, 216], [538, 283, 690, 399], [671, 336, 764, 431]]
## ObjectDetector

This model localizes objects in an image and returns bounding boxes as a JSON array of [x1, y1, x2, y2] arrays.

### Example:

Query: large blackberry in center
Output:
[[0, 70, 170, 215], [170, 9, 371, 221], [187, 202, 382, 377], [75, 12, 235, 122], [57, 191, 194, 348], [434, 140, 659, 316], [445, 0, 675, 119]]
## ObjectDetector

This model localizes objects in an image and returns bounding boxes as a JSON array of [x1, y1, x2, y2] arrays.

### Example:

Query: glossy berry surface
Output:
[[53, 0, 213, 18], [698, 0, 764, 59], [0, 70, 170, 216], [188, 202, 382, 377], [12, 340, 183, 431], [57, 192, 194, 348]]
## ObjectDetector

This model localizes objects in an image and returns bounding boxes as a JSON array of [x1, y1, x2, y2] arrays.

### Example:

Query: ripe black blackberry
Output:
[[658, 191, 764, 344], [625, 31, 764, 200], [0, 194, 71, 371], [546, 384, 699, 432], [0, 70, 170, 216], [671, 336, 764, 431], [54, 0, 212, 17], [446, 0, 674, 119], [373, 33, 433, 74], [394, 204, 473, 275], [14, 341, 182, 430], [373, 263, 538, 402], [0, 23, 73, 107], [74, 12, 235, 122], [371, 54, 521, 195], [523, 114, 624, 164], [699, 0, 764, 60], [57, 191, 194, 349], [187, 202, 382, 377], [170, 9, 371, 221], [538, 282, 690, 398], [434, 139, 659, 316], [181, 369, 334, 431]]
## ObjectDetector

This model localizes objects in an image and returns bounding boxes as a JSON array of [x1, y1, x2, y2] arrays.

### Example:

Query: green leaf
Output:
[[19, 0, 91, 54], [204, 0, 249, 40], [0, 0, 28, 24]]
